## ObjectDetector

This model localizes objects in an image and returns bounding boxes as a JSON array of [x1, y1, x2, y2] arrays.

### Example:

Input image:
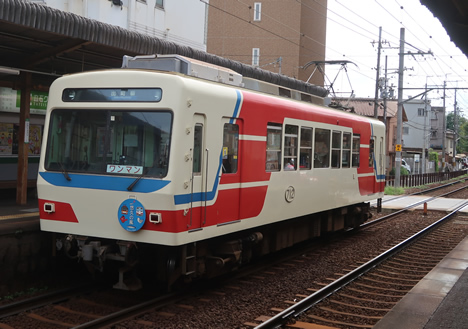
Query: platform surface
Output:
[[378, 194, 468, 213], [374, 233, 468, 329]]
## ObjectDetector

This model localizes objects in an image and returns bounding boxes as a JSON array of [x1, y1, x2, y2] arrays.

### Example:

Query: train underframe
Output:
[[57, 201, 376, 290]]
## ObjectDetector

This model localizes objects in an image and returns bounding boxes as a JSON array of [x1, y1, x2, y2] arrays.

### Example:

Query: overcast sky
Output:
[[324, 0, 468, 114]]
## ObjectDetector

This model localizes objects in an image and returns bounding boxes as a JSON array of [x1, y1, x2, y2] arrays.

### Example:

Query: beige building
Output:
[[206, 0, 327, 87]]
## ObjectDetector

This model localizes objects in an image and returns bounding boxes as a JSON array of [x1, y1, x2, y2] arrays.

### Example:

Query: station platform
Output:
[[0, 191, 39, 234], [374, 234, 468, 329], [376, 194, 468, 213], [373, 194, 468, 329]]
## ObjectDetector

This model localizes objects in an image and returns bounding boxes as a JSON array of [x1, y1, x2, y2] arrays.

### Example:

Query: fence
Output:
[[385, 170, 468, 188]]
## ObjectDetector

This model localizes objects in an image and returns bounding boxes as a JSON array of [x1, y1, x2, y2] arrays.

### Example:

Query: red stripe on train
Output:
[[39, 199, 79, 223]]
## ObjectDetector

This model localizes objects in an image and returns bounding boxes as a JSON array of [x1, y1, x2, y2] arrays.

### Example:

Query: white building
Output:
[[402, 99, 433, 150], [33, 0, 208, 51], [402, 99, 432, 173], [402, 99, 453, 173]]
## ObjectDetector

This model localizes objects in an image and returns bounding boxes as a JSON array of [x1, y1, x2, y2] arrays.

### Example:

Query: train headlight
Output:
[[149, 212, 162, 224], [44, 202, 55, 213]]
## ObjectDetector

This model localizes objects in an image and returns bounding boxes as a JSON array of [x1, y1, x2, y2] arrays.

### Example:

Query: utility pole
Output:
[[422, 82, 428, 174], [395, 28, 405, 188], [383, 56, 388, 125], [394, 28, 434, 187], [453, 89, 458, 168], [442, 80, 446, 171], [374, 27, 382, 118]]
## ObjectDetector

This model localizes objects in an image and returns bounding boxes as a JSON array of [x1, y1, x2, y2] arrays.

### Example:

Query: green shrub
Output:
[[389, 166, 410, 176], [428, 149, 439, 172]]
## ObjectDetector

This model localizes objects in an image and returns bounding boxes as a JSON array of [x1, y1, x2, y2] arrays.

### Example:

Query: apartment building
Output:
[[34, 0, 208, 51], [206, 0, 327, 86]]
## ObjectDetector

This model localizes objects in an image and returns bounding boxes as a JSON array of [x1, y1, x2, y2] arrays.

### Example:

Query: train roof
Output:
[[122, 54, 325, 106]]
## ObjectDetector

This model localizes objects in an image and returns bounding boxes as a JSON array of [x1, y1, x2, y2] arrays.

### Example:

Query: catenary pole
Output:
[[395, 28, 405, 188], [374, 27, 382, 118]]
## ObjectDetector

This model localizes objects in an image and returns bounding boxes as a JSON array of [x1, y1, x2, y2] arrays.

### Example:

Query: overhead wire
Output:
[[202, 0, 365, 89], [202, 0, 467, 108], [393, 0, 468, 76], [335, 0, 466, 108], [203, 0, 377, 90], [302, 0, 381, 85], [381, 0, 468, 109]]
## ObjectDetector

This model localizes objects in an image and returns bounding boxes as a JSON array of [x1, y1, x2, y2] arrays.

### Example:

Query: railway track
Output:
[[368, 177, 468, 225], [0, 283, 96, 319], [0, 280, 192, 328], [1, 180, 467, 328], [251, 201, 468, 329]]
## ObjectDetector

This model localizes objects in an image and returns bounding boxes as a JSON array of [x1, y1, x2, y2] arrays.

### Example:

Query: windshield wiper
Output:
[[127, 169, 149, 191], [58, 162, 72, 181]]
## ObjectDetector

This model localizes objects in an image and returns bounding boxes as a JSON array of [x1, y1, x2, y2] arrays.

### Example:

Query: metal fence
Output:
[[385, 170, 468, 188]]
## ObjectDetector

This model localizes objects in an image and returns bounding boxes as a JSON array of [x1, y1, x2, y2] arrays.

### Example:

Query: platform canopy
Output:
[[0, 0, 327, 96], [420, 0, 468, 57]]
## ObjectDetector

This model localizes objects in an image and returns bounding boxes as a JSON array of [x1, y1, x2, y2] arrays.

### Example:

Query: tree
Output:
[[446, 112, 468, 154], [446, 112, 467, 131], [458, 121, 468, 154]]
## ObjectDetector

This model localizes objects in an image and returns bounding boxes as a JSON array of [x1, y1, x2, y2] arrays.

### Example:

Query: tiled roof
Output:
[[331, 97, 407, 121]]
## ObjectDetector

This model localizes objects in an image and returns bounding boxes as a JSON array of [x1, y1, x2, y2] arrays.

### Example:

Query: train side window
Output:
[[283, 125, 298, 170], [369, 138, 375, 167], [314, 128, 330, 168], [331, 131, 341, 168], [300, 127, 312, 170], [266, 123, 282, 171], [193, 124, 203, 175], [352, 134, 360, 168], [342, 132, 351, 168], [222, 123, 239, 174]]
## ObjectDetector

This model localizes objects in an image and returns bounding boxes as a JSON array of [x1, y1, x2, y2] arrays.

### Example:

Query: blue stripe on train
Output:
[[39, 172, 170, 193], [174, 90, 243, 205]]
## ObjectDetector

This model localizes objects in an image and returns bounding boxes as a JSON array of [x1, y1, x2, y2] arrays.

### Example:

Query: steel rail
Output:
[[364, 183, 468, 228], [71, 290, 187, 329], [0, 282, 96, 318], [255, 200, 468, 329]]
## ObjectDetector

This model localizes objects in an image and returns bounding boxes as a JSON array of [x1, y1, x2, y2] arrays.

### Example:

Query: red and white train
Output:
[[37, 55, 385, 289]]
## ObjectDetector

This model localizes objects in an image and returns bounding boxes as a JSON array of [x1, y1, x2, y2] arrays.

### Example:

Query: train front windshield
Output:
[[45, 109, 172, 178]]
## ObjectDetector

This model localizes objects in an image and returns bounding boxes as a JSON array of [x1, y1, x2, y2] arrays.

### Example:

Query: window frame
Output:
[[283, 124, 298, 171], [192, 124, 203, 175], [369, 137, 375, 167], [342, 132, 351, 168], [252, 48, 260, 66], [331, 130, 341, 168], [313, 128, 330, 169], [266, 123, 282, 172], [44, 109, 173, 178], [352, 134, 360, 168], [222, 123, 239, 174], [253, 2, 262, 21], [299, 127, 313, 170], [155, 0, 164, 9]]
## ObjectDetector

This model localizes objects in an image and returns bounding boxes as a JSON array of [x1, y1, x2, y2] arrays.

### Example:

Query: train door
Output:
[[378, 136, 384, 191], [371, 136, 384, 193], [189, 114, 206, 230], [218, 118, 241, 225]]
